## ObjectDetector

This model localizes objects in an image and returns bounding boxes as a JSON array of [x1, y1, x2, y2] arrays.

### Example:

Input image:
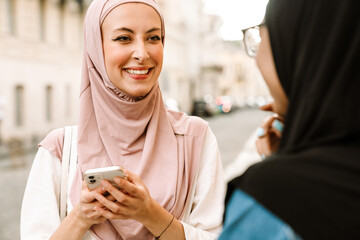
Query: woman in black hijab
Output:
[[219, 0, 360, 239]]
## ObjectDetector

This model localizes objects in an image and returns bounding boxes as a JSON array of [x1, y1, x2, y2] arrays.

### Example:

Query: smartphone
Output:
[[84, 166, 126, 190]]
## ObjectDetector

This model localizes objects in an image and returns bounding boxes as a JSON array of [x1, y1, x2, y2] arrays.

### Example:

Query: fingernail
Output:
[[256, 128, 265, 137], [272, 119, 284, 132], [95, 193, 100, 199], [102, 181, 109, 187], [261, 154, 266, 160]]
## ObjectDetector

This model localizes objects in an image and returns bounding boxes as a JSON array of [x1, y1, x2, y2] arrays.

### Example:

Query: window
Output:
[[5, 0, 16, 35], [46, 86, 53, 122], [15, 85, 24, 127], [59, 1, 65, 45], [39, 0, 46, 41]]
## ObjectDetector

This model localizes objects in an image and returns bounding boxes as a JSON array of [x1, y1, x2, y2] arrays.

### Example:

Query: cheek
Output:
[[150, 45, 163, 66], [256, 42, 288, 116], [256, 51, 275, 87], [256, 37, 274, 76], [104, 44, 129, 70]]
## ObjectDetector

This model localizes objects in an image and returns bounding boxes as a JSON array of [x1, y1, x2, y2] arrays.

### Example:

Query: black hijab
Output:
[[227, 0, 360, 239]]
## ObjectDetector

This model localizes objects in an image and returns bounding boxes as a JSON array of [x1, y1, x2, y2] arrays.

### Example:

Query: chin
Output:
[[128, 88, 152, 98]]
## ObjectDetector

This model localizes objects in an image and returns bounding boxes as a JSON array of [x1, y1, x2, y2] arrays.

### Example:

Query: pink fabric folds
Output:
[[59, 0, 208, 239]]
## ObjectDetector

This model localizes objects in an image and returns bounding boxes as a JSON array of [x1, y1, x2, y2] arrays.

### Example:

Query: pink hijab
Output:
[[63, 0, 208, 239]]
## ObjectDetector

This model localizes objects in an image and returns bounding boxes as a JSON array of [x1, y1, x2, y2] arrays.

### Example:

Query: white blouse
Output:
[[20, 128, 225, 240]]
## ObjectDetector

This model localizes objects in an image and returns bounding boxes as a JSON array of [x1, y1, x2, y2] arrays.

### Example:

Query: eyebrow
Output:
[[113, 27, 161, 34]]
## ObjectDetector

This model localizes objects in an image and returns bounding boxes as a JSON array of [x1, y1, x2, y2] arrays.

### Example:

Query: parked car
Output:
[[191, 100, 213, 117]]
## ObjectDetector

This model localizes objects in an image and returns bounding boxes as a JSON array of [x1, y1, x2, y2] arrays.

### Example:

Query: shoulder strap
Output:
[[60, 125, 78, 221], [68, 126, 78, 194]]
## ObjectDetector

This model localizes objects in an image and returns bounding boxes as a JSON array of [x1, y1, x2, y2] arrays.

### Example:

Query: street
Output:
[[0, 108, 268, 240], [205, 108, 268, 168]]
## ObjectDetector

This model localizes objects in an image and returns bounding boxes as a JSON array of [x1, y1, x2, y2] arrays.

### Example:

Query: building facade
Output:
[[0, 0, 88, 147], [158, 0, 206, 113]]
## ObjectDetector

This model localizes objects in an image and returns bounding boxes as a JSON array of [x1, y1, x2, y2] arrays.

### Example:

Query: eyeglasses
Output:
[[242, 23, 265, 58]]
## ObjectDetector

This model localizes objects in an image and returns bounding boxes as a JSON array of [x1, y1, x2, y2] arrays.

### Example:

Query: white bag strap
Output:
[[68, 126, 78, 193], [60, 125, 78, 221]]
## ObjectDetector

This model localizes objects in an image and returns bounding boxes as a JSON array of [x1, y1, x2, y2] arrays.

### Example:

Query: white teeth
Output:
[[125, 69, 150, 75]]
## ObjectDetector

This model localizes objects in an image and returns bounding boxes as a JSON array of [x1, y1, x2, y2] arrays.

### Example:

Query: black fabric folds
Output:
[[227, 0, 360, 239]]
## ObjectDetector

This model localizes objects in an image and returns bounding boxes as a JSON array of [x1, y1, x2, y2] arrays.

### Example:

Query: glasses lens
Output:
[[244, 27, 261, 57]]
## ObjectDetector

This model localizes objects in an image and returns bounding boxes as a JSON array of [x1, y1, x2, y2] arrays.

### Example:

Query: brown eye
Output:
[[113, 36, 131, 42], [148, 35, 161, 42]]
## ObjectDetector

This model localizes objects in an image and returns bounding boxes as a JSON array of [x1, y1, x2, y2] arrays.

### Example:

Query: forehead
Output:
[[102, 3, 162, 30]]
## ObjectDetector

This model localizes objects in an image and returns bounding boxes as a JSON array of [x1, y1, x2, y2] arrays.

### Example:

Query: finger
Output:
[[81, 189, 95, 203], [123, 169, 136, 183], [94, 206, 127, 220], [114, 177, 140, 197], [258, 115, 284, 137], [88, 194, 115, 208], [255, 139, 266, 160], [95, 192, 127, 214], [271, 119, 284, 137], [256, 138, 271, 159], [86, 207, 108, 221], [262, 115, 278, 130], [106, 194, 116, 202], [120, 170, 146, 196], [79, 200, 105, 219], [86, 206, 104, 218], [256, 116, 273, 138], [81, 181, 108, 203], [256, 127, 267, 138], [102, 180, 132, 204], [259, 102, 273, 112], [93, 216, 107, 224]]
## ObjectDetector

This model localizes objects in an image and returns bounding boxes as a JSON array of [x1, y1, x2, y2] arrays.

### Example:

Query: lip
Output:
[[123, 67, 153, 80]]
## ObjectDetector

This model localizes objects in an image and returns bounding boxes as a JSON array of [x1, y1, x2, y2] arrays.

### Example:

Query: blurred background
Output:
[[0, 0, 271, 239]]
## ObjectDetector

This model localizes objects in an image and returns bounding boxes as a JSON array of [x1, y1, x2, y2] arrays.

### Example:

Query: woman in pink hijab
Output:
[[21, 1, 225, 239]]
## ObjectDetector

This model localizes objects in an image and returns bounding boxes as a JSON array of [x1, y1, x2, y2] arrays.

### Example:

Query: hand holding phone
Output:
[[84, 166, 126, 190]]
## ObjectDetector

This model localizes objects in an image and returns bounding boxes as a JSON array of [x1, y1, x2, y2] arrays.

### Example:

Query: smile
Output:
[[124, 68, 150, 75]]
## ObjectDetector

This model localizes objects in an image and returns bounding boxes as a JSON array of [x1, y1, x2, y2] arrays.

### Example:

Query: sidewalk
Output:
[[223, 131, 262, 183], [0, 144, 8, 159], [0, 144, 37, 169], [0, 151, 36, 240]]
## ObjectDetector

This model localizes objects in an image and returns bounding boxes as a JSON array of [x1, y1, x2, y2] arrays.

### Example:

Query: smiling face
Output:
[[256, 26, 289, 117], [101, 3, 163, 97]]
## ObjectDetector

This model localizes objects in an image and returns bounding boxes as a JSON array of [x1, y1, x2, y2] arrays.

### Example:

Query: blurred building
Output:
[[158, 0, 269, 113], [0, 0, 89, 148], [158, 0, 207, 113], [197, 13, 224, 102], [219, 41, 269, 108]]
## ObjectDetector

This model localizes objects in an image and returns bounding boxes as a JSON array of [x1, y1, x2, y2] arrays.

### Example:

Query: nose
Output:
[[133, 40, 149, 63]]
